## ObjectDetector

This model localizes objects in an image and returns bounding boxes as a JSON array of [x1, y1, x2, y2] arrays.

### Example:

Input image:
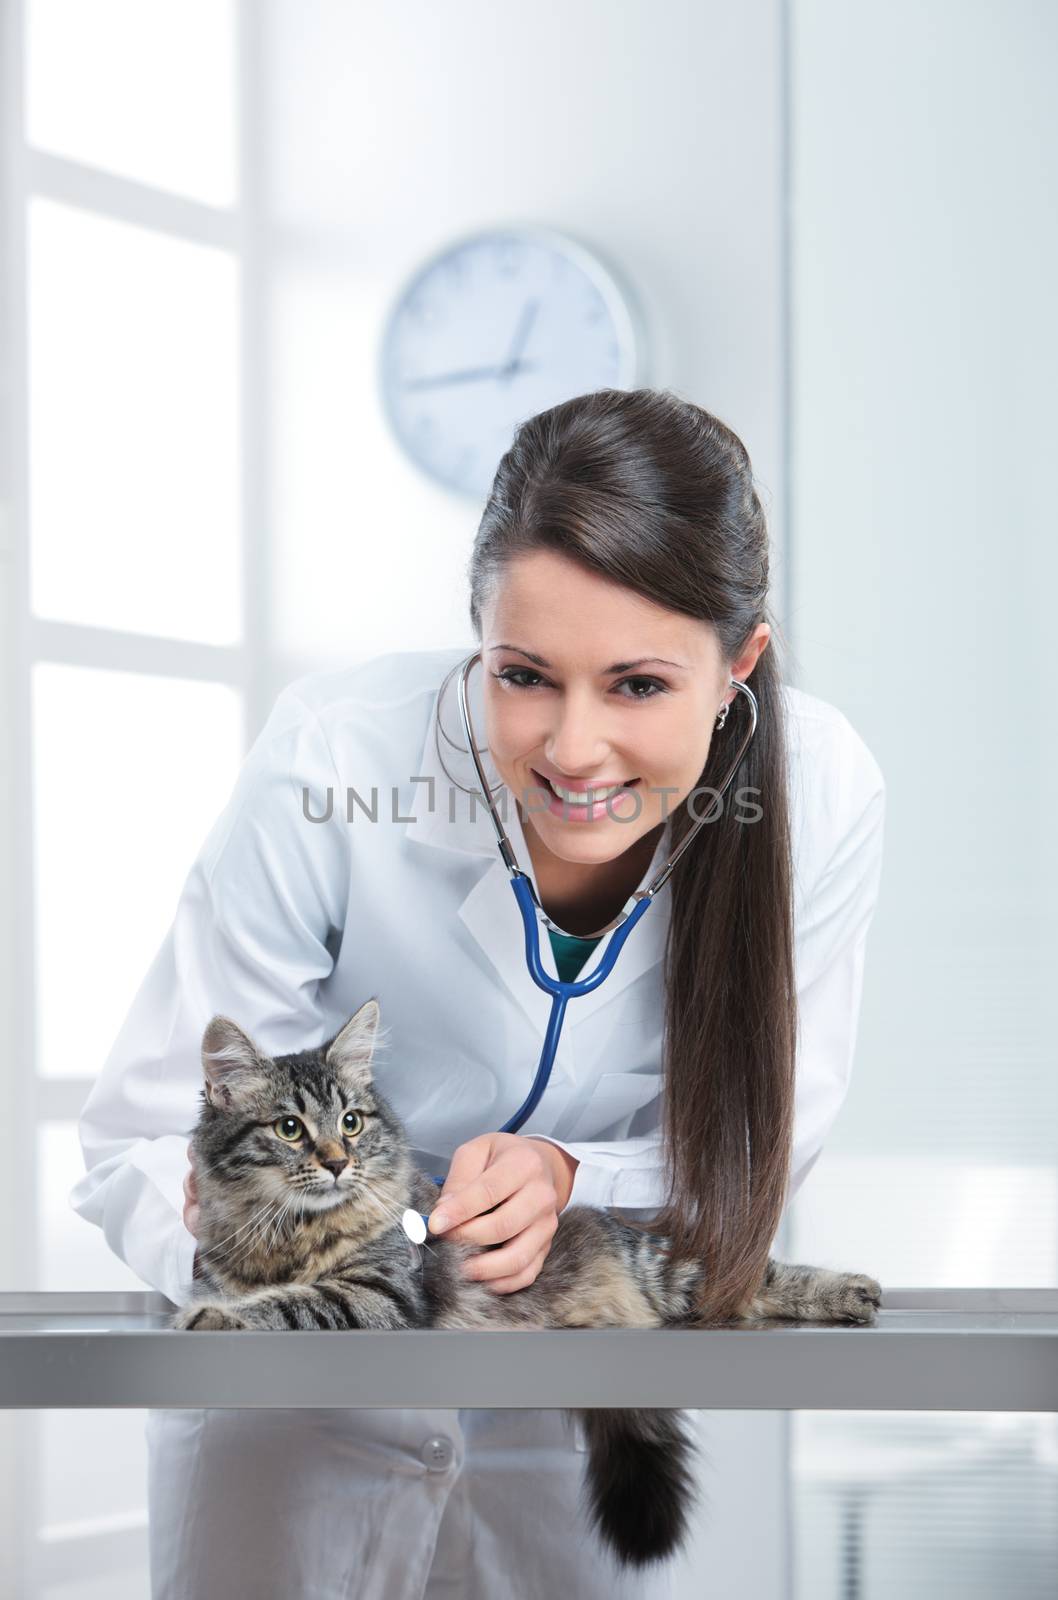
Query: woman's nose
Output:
[[545, 698, 610, 777]]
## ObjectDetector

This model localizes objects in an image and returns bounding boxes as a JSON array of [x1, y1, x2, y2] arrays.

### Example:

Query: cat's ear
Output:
[[325, 998, 381, 1086], [201, 1015, 271, 1110]]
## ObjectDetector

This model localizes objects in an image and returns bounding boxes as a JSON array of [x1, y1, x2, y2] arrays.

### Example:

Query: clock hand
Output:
[[404, 359, 535, 392], [498, 298, 540, 382]]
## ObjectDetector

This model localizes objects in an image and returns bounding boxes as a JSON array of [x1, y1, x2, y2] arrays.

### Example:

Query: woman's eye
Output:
[[342, 1111, 364, 1136], [274, 1116, 303, 1142], [494, 666, 544, 689], [617, 676, 665, 699]]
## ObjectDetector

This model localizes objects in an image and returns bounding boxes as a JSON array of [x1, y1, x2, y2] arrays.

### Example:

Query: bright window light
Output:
[[28, 199, 242, 645], [32, 663, 243, 1081], [25, 0, 237, 206]]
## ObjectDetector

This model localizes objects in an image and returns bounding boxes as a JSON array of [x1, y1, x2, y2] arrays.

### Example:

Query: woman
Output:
[[69, 388, 886, 1598]]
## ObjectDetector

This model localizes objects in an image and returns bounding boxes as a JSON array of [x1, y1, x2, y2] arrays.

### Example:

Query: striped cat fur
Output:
[[172, 999, 882, 1568]]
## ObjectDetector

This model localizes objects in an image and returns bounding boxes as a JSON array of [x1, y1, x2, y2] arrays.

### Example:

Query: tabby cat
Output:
[[172, 998, 882, 1568]]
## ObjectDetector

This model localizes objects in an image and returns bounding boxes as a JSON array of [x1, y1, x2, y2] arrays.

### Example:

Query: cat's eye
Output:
[[273, 1116, 304, 1142], [342, 1111, 364, 1137]]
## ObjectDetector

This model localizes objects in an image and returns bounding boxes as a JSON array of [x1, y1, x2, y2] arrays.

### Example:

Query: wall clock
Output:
[[378, 225, 644, 501]]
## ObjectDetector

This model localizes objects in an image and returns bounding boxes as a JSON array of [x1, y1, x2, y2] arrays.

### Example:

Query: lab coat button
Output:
[[420, 1434, 455, 1471]]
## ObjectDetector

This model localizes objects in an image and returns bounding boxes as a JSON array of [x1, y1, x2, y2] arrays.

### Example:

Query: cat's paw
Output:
[[811, 1269, 883, 1325], [744, 1261, 883, 1325], [171, 1301, 249, 1331]]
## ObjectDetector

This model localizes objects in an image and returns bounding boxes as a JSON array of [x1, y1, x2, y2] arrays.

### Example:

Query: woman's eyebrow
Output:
[[489, 643, 689, 672]]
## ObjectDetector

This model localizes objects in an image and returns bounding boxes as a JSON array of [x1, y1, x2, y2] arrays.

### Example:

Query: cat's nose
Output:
[[320, 1158, 347, 1179]]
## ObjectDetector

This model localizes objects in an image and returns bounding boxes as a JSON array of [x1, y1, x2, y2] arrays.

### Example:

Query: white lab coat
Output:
[[69, 644, 886, 1600]]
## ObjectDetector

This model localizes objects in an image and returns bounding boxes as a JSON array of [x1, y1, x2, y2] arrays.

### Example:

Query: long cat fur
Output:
[[171, 998, 882, 1569]]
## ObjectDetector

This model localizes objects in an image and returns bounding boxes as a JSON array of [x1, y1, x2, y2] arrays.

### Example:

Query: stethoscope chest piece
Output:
[[401, 1209, 428, 1244]]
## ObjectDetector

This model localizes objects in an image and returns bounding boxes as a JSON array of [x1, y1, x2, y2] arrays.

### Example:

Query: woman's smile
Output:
[[530, 767, 642, 822]]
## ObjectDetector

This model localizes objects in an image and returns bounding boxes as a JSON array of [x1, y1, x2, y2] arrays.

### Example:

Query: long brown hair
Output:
[[467, 388, 797, 1324]]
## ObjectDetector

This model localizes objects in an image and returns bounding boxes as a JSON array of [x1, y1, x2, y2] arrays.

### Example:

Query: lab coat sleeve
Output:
[[535, 738, 887, 1222], [67, 687, 350, 1307], [534, 1132, 667, 1215]]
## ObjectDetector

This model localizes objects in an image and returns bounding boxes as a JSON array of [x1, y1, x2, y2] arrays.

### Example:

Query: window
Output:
[[3, 2, 249, 1589]]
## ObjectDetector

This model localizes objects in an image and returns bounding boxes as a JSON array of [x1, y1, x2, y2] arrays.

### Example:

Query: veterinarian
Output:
[[69, 388, 886, 1599]]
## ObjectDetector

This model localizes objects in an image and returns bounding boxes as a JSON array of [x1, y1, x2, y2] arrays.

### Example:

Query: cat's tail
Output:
[[572, 1407, 701, 1568]]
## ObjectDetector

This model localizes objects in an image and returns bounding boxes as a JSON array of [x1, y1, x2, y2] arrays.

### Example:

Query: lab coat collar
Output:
[[404, 654, 672, 1032]]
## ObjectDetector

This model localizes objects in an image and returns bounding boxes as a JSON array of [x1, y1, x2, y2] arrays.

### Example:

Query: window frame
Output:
[[0, 2, 267, 1587]]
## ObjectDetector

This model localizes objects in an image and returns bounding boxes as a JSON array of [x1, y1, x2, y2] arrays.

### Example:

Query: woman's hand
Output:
[[183, 1145, 201, 1240], [427, 1132, 579, 1293]]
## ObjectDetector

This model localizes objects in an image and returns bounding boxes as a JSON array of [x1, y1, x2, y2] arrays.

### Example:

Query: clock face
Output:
[[378, 227, 642, 500]]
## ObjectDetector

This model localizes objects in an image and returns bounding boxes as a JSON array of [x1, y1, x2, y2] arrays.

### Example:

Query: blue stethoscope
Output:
[[409, 650, 759, 1227], [446, 649, 760, 1136]]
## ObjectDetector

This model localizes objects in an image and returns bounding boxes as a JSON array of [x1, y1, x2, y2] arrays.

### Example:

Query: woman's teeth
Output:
[[540, 774, 638, 804]]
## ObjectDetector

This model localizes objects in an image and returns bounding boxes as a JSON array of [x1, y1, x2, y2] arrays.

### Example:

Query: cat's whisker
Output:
[[266, 1191, 299, 1251], [225, 1198, 290, 1267], [259, 1191, 295, 1254], [354, 1177, 405, 1230], [204, 1203, 280, 1267], [261, 1199, 286, 1254], [358, 1174, 423, 1234], [220, 1219, 279, 1271], [357, 1175, 436, 1259], [206, 1197, 282, 1262]]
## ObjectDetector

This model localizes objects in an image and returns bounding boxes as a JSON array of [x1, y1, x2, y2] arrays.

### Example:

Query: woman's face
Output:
[[480, 550, 768, 869]]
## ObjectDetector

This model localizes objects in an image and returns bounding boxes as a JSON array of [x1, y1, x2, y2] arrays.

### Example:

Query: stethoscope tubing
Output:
[[498, 877, 654, 1132], [424, 649, 759, 1199]]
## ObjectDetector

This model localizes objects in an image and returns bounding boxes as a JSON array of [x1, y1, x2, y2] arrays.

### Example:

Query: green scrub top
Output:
[[547, 927, 603, 985]]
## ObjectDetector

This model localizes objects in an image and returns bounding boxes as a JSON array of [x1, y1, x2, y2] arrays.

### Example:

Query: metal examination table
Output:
[[1, 1289, 1055, 1411]]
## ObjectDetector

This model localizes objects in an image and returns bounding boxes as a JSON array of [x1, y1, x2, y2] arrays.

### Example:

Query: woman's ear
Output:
[[727, 623, 771, 700]]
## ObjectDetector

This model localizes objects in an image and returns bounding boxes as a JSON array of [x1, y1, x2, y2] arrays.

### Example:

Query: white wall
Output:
[[789, 0, 1058, 1259], [260, 0, 790, 694], [788, 2, 1058, 1591]]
